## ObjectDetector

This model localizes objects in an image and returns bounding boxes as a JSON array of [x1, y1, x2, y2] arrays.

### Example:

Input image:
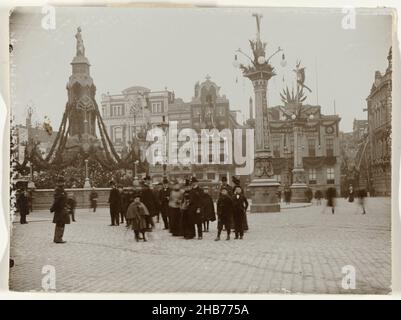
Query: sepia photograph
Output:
[[8, 5, 393, 294]]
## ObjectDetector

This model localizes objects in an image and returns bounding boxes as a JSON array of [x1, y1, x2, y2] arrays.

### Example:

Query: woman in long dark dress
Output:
[[181, 186, 195, 239]]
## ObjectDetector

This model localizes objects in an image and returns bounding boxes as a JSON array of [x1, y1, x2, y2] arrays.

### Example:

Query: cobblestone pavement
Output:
[[9, 198, 391, 294]]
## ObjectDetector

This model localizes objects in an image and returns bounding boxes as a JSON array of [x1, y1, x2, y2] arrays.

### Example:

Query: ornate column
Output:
[[238, 14, 280, 213], [290, 118, 308, 202]]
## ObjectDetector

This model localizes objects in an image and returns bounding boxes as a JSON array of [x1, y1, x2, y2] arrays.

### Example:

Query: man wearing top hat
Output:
[[189, 176, 204, 240], [158, 177, 171, 230], [108, 180, 121, 226], [140, 175, 156, 230], [50, 176, 70, 243]]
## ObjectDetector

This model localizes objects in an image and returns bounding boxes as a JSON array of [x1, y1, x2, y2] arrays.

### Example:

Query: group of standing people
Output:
[[107, 175, 250, 242], [158, 177, 216, 240], [43, 173, 249, 244]]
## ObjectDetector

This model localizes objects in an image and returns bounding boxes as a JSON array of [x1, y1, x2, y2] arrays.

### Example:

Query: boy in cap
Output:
[[126, 193, 150, 242]]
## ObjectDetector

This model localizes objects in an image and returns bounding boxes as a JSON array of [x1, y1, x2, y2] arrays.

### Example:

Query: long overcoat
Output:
[[50, 186, 70, 225]]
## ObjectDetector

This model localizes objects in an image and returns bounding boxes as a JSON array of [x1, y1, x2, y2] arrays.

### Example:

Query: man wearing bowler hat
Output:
[[50, 176, 70, 244]]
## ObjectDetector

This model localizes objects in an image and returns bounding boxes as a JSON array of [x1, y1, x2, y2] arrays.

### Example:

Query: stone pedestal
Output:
[[249, 178, 280, 213], [290, 168, 308, 202]]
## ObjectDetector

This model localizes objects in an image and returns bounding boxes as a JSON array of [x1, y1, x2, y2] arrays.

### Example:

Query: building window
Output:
[[111, 104, 123, 117], [289, 137, 294, 153], [113, 126, 123, 144], [207, 173, 215, 180], [196, 173, 203, 180], [102, 106, 106, 117], [308, 139, 316, 157], [326, 138, 334, 157], [309, 168, 317, 184], [151, 102, 163, 113], [326, 167, 335, 184], [273, 138, 281, 157], [218, 106, 225, 116]]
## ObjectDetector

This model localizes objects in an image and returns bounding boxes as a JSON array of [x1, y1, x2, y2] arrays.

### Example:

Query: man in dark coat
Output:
[[140, 178, 156, 230], [121, 188, 132, 226], [201, 187, 215, 232], [189, 177, 204, 240], [215, 187, 234, 241], [16, 188, 29, 224], [89, 187, 98, 212], [50, 177, 70, 243], [108, 181, 121, 226], [232, 185, 248, 239], [158, 178, 171, 230]]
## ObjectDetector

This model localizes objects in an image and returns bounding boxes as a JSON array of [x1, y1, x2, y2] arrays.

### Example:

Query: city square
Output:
[[8, 7, 393, 295], [10, 198, 390, 294]]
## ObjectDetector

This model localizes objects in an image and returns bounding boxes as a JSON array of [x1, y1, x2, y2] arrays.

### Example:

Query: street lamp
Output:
[[84, 158, 91, 188], [158, 116, 169, 179]]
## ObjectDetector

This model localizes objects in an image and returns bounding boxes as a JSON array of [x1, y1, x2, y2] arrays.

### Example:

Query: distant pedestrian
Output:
[[323, 187, 337, 214], [232, 185, 248, 240], [89, 187, 98, 212], [215, 187, 234, 241], [314, 190, 323, 205], [284, 187, 292, 205], [126, 193, 150, 242], [67, 192, 77, 222], [108, 181, 121, 226], [50, 176, 70, 244], [348, 185, 354, 203], [16, 188, 29, 224], [357, 189, 367, 215]]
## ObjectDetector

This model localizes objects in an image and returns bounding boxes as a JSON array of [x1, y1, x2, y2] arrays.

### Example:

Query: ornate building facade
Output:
[[356, 47, 392, 196], [101, 76, 242, 183], [268, 104, 342, 194]]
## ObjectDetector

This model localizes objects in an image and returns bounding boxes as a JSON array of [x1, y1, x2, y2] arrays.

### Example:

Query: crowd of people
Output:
[[14, 176, 368, 244], [42, 175, 249, 244]]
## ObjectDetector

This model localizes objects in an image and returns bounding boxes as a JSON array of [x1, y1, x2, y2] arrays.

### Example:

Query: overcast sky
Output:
[[10, 6, 392, 132]]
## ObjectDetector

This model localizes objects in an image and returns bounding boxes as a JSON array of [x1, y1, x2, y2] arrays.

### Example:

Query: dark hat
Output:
[[190, 176, 198, 183], [233, 185, 243, 193], [162, 177, 169, 184], [221, 176, 227, 182], [184, 179, 191, 187], [109, 180, 116, 186], [144, 175, 151, 181]]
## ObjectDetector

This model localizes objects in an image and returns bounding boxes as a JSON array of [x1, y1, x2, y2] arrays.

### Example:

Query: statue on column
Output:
[[75, 27, 85, 56]]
